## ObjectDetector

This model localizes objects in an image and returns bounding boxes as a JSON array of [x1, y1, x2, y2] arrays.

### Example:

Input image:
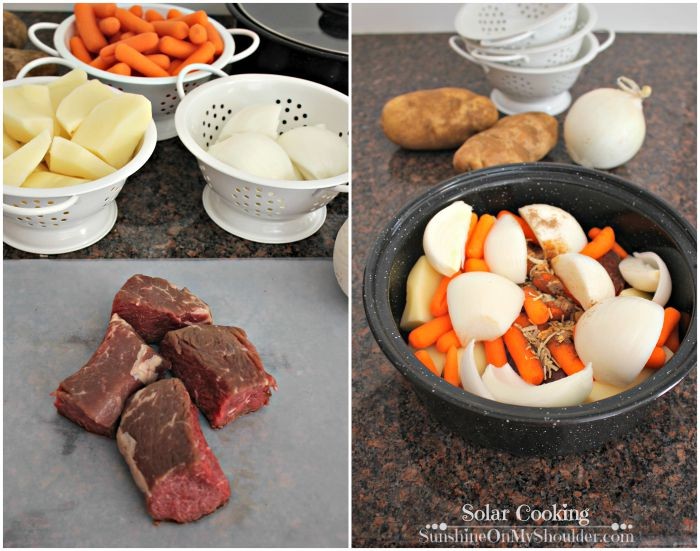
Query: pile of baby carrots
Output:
[[69, 4, 224, 77], [409, 210, 683, 389]]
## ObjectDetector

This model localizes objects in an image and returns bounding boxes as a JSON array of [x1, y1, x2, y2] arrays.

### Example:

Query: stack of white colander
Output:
[[449, 3, 614, 115]]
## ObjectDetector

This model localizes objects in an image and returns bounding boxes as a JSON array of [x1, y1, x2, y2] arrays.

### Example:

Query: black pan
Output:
[[363, 163, 697, 456]]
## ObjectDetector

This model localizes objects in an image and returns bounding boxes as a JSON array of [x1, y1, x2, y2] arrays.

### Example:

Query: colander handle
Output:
[[480, 30, 533, 48], [225, 29, 261, 64], [28, 22, 60, 56], [595, 29, 616, 53], [449, 36, 490, 73], [176, 64, 229, 100], [3, 195, 79, 217], [17, 56, 77, 79], [468, 50, 528, 64]]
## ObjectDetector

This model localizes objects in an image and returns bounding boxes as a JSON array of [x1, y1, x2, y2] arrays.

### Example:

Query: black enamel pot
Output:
[[363, 163, 697, 456]]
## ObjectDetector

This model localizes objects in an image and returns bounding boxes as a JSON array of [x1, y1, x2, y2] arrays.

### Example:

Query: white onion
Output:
[[217, 103, 281, 141], [484, 214, 527, 283], [208, 132, 296, 180], [422, 201, 473, 276], [551, 253, 615, 310], [564, 76, 651, 169], [459, 340, 494, 400], [626, 252, 672, 306], [518, 204, 587, 259], [619, 256, 659, 292], [277, 126, 348, 180]]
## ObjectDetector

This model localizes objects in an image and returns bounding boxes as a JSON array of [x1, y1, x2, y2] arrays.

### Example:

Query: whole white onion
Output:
[[564, 77, 651, 169]]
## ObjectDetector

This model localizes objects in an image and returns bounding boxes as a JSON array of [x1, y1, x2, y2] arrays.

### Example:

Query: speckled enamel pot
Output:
[[363, 163, 697, 456]]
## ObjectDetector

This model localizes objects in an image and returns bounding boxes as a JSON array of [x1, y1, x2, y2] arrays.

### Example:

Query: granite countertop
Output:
[[352, 32, 696, 547], [3, 10, 347, 259]]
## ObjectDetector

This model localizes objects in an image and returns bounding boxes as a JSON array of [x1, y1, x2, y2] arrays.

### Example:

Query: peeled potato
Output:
[[49, 137, 116, 179], [4, 84, 54, 143], [56, 80, 115, 135], [3, 130, 51, 186], [22, 171, 89, 188], [277, 126, 348, 180], [47, 69, 88, 111], [218, 103, 281, 141], [399, 255, 444, 331], [3, 131, 21, 157], [208, 132, 296, 180]]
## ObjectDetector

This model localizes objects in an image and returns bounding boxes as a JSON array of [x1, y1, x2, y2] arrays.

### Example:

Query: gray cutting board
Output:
[[3, 259, 348, 548]]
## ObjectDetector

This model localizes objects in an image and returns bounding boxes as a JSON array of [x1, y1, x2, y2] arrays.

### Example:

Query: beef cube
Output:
[[160, 325, 277, 429], [111, 274, 213, 343], [117, 378, 231, 523], [598, 250, 625, 295], [53, 314, 168, 437]]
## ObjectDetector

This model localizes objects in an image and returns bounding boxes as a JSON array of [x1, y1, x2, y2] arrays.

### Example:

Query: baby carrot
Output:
[[203, 20, 224, 55], [463, 212, 478, 255], [69, 36, 92, 63], [115, 43, 170, 77], [656, 307, 681, 347], [523, 285, 550, 325], [436, 330, 460, 353], [169, 58, 183, 74], [503, 324, 544, 385], [146, 53, 170, 70], [430, 274, 457, 318], [174, 10, 208, 27], [547, 340, 585, 375], [107, 62, 131, 76], [100, 32, 159, 59], [588, 227, 628, 258], [91, 3, 116, 18], [464, 258, 489, 272], [98, 16, 121, 37], [145, 9, 165, 22], [74, 4, 108, 53], [89, 55, 112, 70], [159, 35, 198, 59], [666, 324, 680, 352], [173, 41, 216, 75], [128, 5, 143, 17], [415, 350, 439, 376], [114, 8, 154, 34], [514, 313, 530, 327], [167, 8, 183, 19], [443, 346, 461, 387], [645, 346, 666, 369], [408, 315, 452, 349], [580, 226, 615, 259], [466, 214, 496, 259], [189, 23, 208, 45], [484, 337, 507, 367], [497, 210, 536, 240], [153, 20, 190, 40]]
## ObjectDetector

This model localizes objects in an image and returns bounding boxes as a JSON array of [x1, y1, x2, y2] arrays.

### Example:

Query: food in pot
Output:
[[380, 87, 498, 150], [52, 313, 168, 437], [160, 325, 277, 429], [453, 112, 558, 172], [402, 202, 684, 405], [117, 378, 231, 523]]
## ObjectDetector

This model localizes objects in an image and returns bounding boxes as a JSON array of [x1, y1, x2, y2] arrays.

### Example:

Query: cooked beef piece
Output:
[[160, 325, 277, 429], [53, 314, 168, 437], [111, 274, 213, 343], [598, 250, 625, 295], [117, 378, 230, 523]]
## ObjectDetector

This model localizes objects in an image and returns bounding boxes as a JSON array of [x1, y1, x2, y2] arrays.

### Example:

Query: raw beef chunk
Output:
[[111, 274, 213, 343], [160, 325, 277, 429], [53, 314, 168, 437], [117, 378, 231, 523]]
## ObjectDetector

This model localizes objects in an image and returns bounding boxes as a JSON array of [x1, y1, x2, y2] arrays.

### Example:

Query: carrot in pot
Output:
[[666, 324, 680, 352], [128, 5, 143, 17], [153, 20, 190, 40], [656, 307, 681, 347], [74, 4, 108, 53], [645, 346, 666, 369], [91, 3, 116, 18], [462, 212, 478, 256], [107, 62, 131, 75], [167, 8, 183, 19], [436, 330, 460, 353], [100, 32, 159, 59], [415, 350, 440, 376], [145, 9, 165, 22], [466, 214, 495, 259], [547, 340, 585, 375], [189, 23, 208, 45], [146, 53, 170, 70], [408, 315, 452, 349], [443, 346, 461, 387], [503, 325, 544, 385], [114, 43, 170, 77], [484, 337, 507, 367], [523, 285, 550, 325], [429, 273, 459, 318], [174, 10, 208, 27], [69, 36, 93, 63], [588, 227, 628, 258], [114, 8, 154, 34], [173, 41, 216, 75], [497, 210, 536, 241], [580, 226, 615, 259], [159, 36, 198, 59], [203, 20, 224, 55], [98, 16, 121, 37], [464, 258, 489, 272]]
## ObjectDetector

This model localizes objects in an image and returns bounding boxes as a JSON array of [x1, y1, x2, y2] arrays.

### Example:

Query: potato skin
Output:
[[3, 48, 57, 81], [3, 11, 27, 49], [381, 87, 498, 150], [453, 112, 558, 171]]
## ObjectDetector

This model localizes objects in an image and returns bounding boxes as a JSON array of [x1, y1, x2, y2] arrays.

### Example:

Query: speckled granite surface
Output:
[[352, 32, 696, 547], [3, 11, 347, 259]]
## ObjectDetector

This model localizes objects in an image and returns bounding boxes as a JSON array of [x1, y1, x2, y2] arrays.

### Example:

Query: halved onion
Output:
[[619, 252, 672, 306], [459, 340, 494, 399], [423, 201, 473, 276], [518, 204, 588, 259], [551, 253, 615, 310], [484, 214, 527, 283]]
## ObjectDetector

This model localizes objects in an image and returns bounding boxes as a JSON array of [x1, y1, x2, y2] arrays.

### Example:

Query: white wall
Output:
[[352, 3, 697, 34]]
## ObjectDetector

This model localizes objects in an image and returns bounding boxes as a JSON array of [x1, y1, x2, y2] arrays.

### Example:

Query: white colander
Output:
[[464, 4, 600, 68], [455, 3, 579, 48], [449, 31, 615, 115], [28, 3, 260, 140], [3, 62, 157, 255], [174, 67, 349, 244]]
